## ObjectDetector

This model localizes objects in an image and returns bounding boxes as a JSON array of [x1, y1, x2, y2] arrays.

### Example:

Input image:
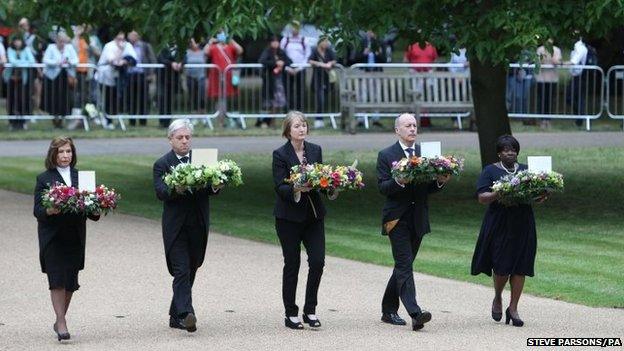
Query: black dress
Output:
[[34, 168, 99, 291], [471, 163, 537, 277]]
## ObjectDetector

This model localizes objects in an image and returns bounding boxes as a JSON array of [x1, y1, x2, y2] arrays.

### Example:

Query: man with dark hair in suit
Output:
[[376, 112, 450, 331], [153, 119, 221, 332]]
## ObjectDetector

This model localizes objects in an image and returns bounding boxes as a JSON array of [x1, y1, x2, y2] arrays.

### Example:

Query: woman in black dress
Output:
[[34, 137, 99, 341], [272, 111, 338, 329], [471, 135, 541, 327], [308, 36, 337, 128]]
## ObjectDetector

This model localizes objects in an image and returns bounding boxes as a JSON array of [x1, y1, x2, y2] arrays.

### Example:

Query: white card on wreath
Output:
[[420, 141, 442, 158], [192, 148, 218, 167], [528, 156, 552, 172], [78, 171, 96, 192]]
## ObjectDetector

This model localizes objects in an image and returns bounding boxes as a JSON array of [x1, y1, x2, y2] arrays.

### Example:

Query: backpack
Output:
[[284, 36, 305, 51], [585, 45, 598, 66]]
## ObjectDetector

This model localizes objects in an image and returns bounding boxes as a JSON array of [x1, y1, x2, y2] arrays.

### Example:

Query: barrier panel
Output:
[[223, 63, 344, 129], [606, 65, 624, 130]]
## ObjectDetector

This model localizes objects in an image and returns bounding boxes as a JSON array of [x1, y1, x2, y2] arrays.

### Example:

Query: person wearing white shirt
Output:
[[280, 20, 310, 111], [376, 113, 449, 331], [95, 31, 137, 128], [567, 39, 589, 127], [42, 32, 79, 128]]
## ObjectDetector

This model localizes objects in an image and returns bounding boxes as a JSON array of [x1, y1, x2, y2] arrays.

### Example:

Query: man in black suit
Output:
[[377, 113, 450, 331], [153, 119, 220, 332]]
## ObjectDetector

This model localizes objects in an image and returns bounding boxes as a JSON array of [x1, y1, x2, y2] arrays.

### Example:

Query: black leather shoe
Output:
[[411, 310, 432, 331], [169, 313, 197, 332], [505, 308, 524, 327], [302, 314, 321, 328], [284, 317, 304, 330], [381, 313, 407, 325], [53, 323, 70, 341]]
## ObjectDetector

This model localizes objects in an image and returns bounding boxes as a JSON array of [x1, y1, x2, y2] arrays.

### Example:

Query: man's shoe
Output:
[[381, 313, 407, 325], [169, 313, 197, 332], [411, 310, 432, 331]]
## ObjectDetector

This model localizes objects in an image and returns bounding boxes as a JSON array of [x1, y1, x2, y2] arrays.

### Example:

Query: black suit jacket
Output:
[[153, 150, 218, 275], [377, 142, 443, 236], [272, 141, 326, 222], [33, 168, 100, 272]]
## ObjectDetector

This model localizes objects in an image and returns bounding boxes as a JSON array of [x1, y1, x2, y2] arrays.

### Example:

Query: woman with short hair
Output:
[[272, 111, 337, 329]]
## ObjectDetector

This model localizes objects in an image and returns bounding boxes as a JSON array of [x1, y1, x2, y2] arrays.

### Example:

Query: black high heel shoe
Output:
[[505, 307, 524, 327], [284, 317, 304, 330], [53, 323, 71, 341], [491, 299, 502, 322], [302, 314, 322, 328]]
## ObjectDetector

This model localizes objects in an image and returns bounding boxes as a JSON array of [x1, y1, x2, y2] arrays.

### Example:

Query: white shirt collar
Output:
[[176, 153, 190, 160], [56, 166, 72, 186], [398, 140, 416, 157]]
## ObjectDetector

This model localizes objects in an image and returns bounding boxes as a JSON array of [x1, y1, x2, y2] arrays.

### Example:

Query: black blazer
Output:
[[377, 142, 443, 236], [272, 141, 326, 222], [153, 150, 218, 275], [33, 168, 100, 272]]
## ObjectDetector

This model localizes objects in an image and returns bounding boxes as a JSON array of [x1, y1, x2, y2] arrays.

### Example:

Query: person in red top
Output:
[[404, 42, 438, 70], [204, 30, 243, 117], [404, 42, 438, 127]]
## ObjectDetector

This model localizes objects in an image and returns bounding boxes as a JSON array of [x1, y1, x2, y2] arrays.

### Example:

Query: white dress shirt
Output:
[[42, 44, 78, 80], [57, 166, 72, 187], [569, 40, 588, 77], [95, 40, 137, 86]]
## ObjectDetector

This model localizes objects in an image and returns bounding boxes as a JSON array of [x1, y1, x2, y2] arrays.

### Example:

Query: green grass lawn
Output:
[[0, 147, 622, 308]]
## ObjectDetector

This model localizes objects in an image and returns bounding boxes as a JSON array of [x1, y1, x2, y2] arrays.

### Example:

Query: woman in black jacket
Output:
[[272, 111, 338, 329], [258, 35, 291, 127], [33, 137, 99, 341]]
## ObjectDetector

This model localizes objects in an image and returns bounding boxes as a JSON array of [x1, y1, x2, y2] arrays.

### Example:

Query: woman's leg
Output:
[[301, 219, 325, 315], [508, 274, 525, 316], [64, 291, 74, 315], [51, 289, 68, 332], [493, 274, 508, 313], [276, 219, 303, 317]]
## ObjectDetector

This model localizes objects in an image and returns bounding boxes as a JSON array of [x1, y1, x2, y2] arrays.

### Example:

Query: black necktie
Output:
[[180, 156, 189, 163], [406, 148, 414, 158]]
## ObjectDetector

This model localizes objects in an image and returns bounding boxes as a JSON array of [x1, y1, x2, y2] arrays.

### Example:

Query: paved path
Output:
[[3, 131, 624, 157], [0, 189, 622, 350]]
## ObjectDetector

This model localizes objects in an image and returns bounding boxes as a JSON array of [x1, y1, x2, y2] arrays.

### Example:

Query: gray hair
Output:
[[395, 112, 417, 129], [167, 119, 194, 138]]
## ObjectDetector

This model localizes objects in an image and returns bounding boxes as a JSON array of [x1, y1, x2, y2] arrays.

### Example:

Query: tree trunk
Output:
[[470, 59, 512, 168]]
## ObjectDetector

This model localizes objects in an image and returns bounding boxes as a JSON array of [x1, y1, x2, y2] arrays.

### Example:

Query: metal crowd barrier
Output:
[[0, 63, 221, 131], [96, 63, 222, 130], [0, 62, 617, 132], [606, 65, 624, 130], [0, 63, 93, 130], [348, 63, 472, 129], [223, 63, 345, 129], [507, 63, 604, 131]]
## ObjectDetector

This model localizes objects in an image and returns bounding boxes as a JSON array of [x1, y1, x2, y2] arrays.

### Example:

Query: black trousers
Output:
[[126, 73, 148, 126], [275, 217, 325, 316], [168, 214, 204, 318], [381, 208, 423, 316], [286, 70, 306, 111]]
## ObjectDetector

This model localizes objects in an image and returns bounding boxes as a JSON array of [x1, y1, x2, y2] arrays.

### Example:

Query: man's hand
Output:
[[294, 185, 313, 193], [436, 174, 451, 184], [46, 207, 61, 216], [175, 185, 187, 194]]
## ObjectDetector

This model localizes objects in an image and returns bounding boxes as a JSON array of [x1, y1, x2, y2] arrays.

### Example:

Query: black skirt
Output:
[[42, 70, 72, 116], [43, 225, 83, 291], [471, 164, 538, 277]]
